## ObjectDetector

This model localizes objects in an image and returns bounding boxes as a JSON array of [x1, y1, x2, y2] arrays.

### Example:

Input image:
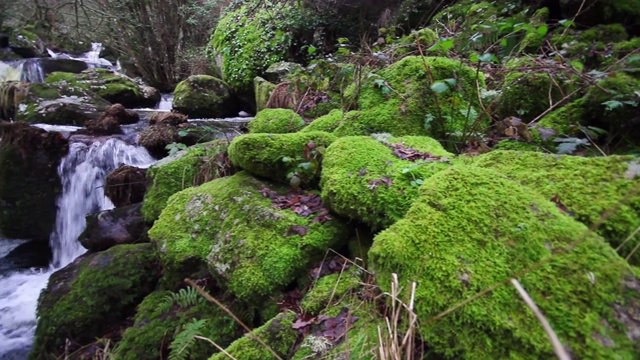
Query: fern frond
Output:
[[168, 318, 208, 360], [163, 287, 206, 308]]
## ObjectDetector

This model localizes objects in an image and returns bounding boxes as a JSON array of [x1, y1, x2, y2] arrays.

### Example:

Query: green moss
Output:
[[300, 268, 361, 315], [228, 131, 336, 185], [142, 139, 231, 222], [210, 4, 299, 92], [493, 139, 546, 152], [369, 166, 640, 359], [254, 76, 277, 111], [496, 57, 579, 122], [209, 311, 297, 360], [114, 290, 239, 360], [536, 99, 584, 136], [173, 75, 235, 118], [320, 135, 453, 229], [582, 73, 640, 128], [248, 108, 305, 133], [462, 150, 640, 263], [300, 109, 344, 133], [30, 244, 159, 359], [579, 23, 628, 43], [340, 56, 485, 139], [148, 171, 350, 303]]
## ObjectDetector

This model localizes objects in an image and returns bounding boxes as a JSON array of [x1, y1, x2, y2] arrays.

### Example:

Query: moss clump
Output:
[[173, 75, 236, 118], [248, 108, 305, 133], [300, 109, 344, 133], [496, 57, 579, 122], [320, 135, 453, 229], [300, 268, 361, 315], [148, 171, 349, 303], [210, 4, 299, 92], [369, 166, 640, 359], [228, 131, 336, 185], [209, 311, 297, 360], [142, 139, 232, 222], [536, 99, 584, 136], [30, 244, 159, 359], [581, 73, 640, 129], [339, 56, 485, 139], [460, 150, 640, 263], [492, 139, 546, 152], [114, 290, 238, 360], [254, 76, 277, 111]]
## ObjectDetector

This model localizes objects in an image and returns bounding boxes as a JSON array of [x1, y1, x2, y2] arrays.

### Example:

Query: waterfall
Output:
[[0, 62, 21, 82], [17, 59, 45, 83], [156, 93, 174, 111], [0, 134, 155, 359]]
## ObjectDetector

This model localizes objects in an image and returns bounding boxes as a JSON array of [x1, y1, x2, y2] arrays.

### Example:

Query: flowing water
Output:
[[0, 134, 155, 359]]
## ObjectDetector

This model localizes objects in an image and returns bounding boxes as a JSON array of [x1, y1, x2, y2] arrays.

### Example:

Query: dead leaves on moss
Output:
[[386, 142, 449, 162], [260, 188, 332, 226]]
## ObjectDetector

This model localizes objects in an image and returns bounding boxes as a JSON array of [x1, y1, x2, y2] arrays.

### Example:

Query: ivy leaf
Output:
[[536, 24, 548, 36], [307, 45, 317, 55], [431, 81, 449, 94], [478, 53, 498, 63], [558, 19, 575, 27]]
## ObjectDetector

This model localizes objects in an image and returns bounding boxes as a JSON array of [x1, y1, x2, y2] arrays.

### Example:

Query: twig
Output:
[[511, 279, 571, 360], [615, 225, 640, 251], [194, 335, 238, 360], [528, 88, 581, 125]]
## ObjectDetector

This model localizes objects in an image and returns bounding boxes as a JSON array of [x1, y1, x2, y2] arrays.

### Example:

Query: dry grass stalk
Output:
[[376, 273, 419, 360]]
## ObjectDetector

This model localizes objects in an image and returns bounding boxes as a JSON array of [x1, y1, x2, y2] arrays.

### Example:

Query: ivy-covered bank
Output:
[[23, 0, 640, 359]]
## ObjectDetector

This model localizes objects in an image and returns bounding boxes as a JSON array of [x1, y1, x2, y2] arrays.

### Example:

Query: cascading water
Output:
[[0, 133, 155, 359], [156, 93, 174, 111]]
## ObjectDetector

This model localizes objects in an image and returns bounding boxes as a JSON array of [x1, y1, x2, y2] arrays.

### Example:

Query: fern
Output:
[[169, 318, 208, 360], [163, 287, 205, 308]]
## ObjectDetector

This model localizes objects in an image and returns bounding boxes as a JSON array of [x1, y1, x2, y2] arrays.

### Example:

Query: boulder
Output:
[[210, 311, 297, 360], [0, 122, 67, 241], [102, 103, 140, 125], [30, 244, 160, 359], [45, 68, 160, 108], [461, 150, 640, 263], [320, 135, 453, 229], [142, 139, 233, 222], [39, 58, 88, 75], [115, 289, 239, 360], [138, 125, 179, 159], [3, 81, 109, 125], [148, 111, 187, 126], [254, 76, 277, 111], [80, 116, 122, 136], [172, 75, 237, 118], [78, 203, 146, 252], [369, 166, 640, 359], [105, 165, 148, 207], [300, 109, 345, 133], [247, 108, 305, 133], [228, 131, 336, 186], [148, 171, 350, 303], [264, 62, 303, 83]]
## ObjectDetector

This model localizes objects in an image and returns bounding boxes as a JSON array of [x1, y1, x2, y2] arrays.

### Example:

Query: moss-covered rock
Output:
[[0, 122, 67, 241], [300, 109, 345, 133], [209, 3, 299, 93], [460, 150, 640, 263], [254, 76, 277, 111], [142, 139, 233, 222], [369, 166, 640, 359], [114, 289, 239, 360], [338, 56, 484, 139], [228, 131, 336, 186], [300, 268, 361, 315], [46, 68, 160, 108], [172, 75, 237, 118], [30, 244, 160, 359], [209, 311, 298, 360], [247, 108, 305, 134], [148, 171, 350, 303], [496, 57, 579, 122], [4, 80, 109, 125], [320, 135, 453, 229]]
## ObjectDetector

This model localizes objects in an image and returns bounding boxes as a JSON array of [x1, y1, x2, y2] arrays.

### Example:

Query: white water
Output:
[[157, 93, 174, 111], [48, 42, 113, 69], [0, 135, 155, 358]]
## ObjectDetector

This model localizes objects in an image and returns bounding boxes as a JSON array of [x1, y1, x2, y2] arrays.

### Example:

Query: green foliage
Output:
[[168, 319, 208, 360], [163, 287, 205, 308], [248, 108, 305, 134]]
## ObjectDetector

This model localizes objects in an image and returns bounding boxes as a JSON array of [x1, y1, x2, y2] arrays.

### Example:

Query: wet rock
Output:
[[105, 165, 147, 207], [80, 116, 122, 136], [79, 204, 147, 252], [148, 111, 187, 126], [102, 103, 140, 125], [2, 239, 52, 272], [30, 243, 159, 358], [172, 75, 238, 118], [138, 125, 179, 159], [0, 122, 67, 241], [39, 58, 88, 75]]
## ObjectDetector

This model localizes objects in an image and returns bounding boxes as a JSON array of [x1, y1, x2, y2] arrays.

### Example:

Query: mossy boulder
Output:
[[209, 311, 298, 360], [248, 108, 305, 133], [0, 122, 67, 241], [300, 109, 345, 133], [115, 289, 239, 360], [339, 56, 484, 138], [5, 81, 109, 125], [46, 68, 160, 108], [172, 75, 237, 118], [254, 76, 277, 111], [496, 57, 579, 122], [320, 135, 453, 229], [142, 139, 233, 222], [461, 150, 640, 263], [369, 166, 640, 359], [30, 244, 160, 359], [228, 131, 336, 185], [148, 171, 350, 303], [209, 3, 298, 93]]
